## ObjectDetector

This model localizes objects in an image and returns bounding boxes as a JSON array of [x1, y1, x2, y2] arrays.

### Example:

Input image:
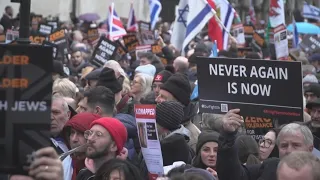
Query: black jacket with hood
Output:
[[217, 131, 280, 180]]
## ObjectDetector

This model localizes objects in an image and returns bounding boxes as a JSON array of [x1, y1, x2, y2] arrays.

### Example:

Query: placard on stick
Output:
[[29, 33, 47, 44], [91, 37, 118, 67], [197, 57, 303, 140], [38, 23, 53, 35], [0, 44, 53, 174], [49, 29, 68, 57]]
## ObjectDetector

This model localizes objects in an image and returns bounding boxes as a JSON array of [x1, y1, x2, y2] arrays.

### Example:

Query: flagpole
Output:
[[213, 13, 238, 43]]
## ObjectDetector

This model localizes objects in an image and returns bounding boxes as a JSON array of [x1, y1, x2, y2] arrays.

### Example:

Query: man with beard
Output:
[[306, 98, 320, 156], [62, 113, 102, 180], [0, 6, 13, 32], [76, 117, 127, 180]]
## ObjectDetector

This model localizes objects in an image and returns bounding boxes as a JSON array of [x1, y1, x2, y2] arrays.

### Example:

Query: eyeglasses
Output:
[[131, 80, 141, 86], [84, 130, 103, 140], [259, 138, 273, 148]]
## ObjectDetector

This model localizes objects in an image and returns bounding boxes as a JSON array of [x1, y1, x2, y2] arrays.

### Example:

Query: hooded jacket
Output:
[[62, 113, 101, 180]]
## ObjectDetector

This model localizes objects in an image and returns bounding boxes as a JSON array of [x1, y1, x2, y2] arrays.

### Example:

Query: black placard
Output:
[[123, 34, 139, 60], [49, 29, 68, 57], [91, 37, 118, 67], [0, 44, 53, 174], [29, 33, 47, 45], [47, 21, 58, 30], [38, 23, 53, 35], [115, 40, 128, 60], [299, 35, 320, 54], [42, 40, 58, 59], [197, 57, 303, 140]]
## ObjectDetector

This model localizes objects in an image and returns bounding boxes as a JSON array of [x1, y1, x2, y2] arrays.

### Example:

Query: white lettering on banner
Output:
[[135, 108, 155, 115], [250, 66, 288, 80], [0, 101, 47, 111], [241, 83, 271, 96], [94, 54, 107, 64], [209, 64, 247, 77], [310, 37, 320, 47]]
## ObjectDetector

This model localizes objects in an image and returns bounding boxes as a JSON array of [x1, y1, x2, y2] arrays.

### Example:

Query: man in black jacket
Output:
[[0, 6, 13, 32], [216, 109, 314, 180]]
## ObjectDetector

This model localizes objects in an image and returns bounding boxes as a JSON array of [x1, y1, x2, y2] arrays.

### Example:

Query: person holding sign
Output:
[[216, 109, 314, 180]]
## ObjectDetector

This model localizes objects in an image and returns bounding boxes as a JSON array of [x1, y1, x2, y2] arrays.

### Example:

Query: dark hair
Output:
[[245, 52, 262, 59], [170, 174, 207, 180], [139, 52, 158, 63], [84, 86, 115, 115], [167, 164, 193, 178], [94, 159, 142, 180], [5, 6, 11, 11]]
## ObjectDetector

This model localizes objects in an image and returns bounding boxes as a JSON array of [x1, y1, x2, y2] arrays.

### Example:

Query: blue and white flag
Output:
[[149, 0, 162, 30], [292, 18, 299, 48], [170, 0, 188, 51], [220, 0, 235, 50], [303, 2, 320, 21], [182, 0, 216, 55]]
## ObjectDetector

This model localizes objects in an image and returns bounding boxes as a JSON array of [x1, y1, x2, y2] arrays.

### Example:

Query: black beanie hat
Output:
[[161, 73, 191, 106], [153, 70, 173, 84], [156, 101, 184, 131], [196, 131, 220, 154], [96, 67, 123, 94], [53, 60, 66, 77], [304, 83, 320, 97]]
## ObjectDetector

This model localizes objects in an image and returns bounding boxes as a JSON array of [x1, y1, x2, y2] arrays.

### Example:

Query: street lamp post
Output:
[[11, 0, 31, 44]]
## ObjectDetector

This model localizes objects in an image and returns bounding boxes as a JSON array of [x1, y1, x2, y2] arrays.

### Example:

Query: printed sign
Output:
[[274, 24, 289, 60], [43, 41, 58, 59], [91, 37, 118, 67], [232, 24, 245, 48], [151, 44, 168, 65], [87, 28, 100, 45], [38, 24, 53, 35], [49, 29, 68, 56], [115, 40, 128, 59], [0, 44, 53, 174], [134, 104, 164, 180], [140, 30, 155, 45], [299, 35, 320, 54], [136, 45, 152, 61], [47, 21, 58, 30], [29, 34, 47, 44], [197, 57, 303, 140], [5, 30, 19, 44], [123, 34, 139, 60]]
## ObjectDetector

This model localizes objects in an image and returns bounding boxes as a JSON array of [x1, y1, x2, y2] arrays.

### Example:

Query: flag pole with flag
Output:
[[127, 2, 138, 32], [182, 0, 216, 55], [108, 2, 127, 41], [170, 0, 188, 51], [149, 0, 162, 30]]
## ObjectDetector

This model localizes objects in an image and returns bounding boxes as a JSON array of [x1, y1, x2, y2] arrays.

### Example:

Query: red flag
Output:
[[207, 0, 223, 50]]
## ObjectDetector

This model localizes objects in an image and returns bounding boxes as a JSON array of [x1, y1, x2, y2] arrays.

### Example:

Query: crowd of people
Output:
[[1, 3, 320, 180]]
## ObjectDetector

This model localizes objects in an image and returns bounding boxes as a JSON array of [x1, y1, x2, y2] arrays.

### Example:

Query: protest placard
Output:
[[91, 37, 118, 67], [0, 44, 53, 174], [134, 104, 164, 180], [38, 23, 53, 35], [47, 20, 58, 31], [197, 57, 303, 140], [29, 33, 47, 44], [115, 40, 128, 60], [151, 44, 168, 65], [299, 35, 320, 54], [5, 30, 19, 44], [123, 34, 139, 60], [87, 28, 100, 45], [136, 45, 152, 61], [49, 29, 68, 57], [274, 24, 289, 60], [232, 24, 245, 48], [42, 41, 58, 59]]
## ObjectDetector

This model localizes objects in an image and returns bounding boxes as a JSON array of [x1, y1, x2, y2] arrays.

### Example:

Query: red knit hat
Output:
[[90, 117, 127, 154]]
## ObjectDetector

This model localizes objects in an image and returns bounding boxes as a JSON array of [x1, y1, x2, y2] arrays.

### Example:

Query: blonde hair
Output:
[[104, 60, 131, 94], [134, 73, 153, 100], [52, 78, 78, 99]]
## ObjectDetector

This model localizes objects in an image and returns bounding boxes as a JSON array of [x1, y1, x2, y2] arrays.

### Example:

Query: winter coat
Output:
[[217, 131, 280, 180]]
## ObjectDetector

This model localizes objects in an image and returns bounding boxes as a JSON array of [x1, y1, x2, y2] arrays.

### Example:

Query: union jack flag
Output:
[[108, 2, 127, 40], [127, 3, 138, 32]]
